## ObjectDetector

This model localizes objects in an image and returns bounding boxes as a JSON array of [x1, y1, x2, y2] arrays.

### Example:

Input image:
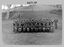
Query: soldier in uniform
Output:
[[46, 17, 51, 28], [54, 19, 58, 29], [46, 17, 54, 32], [42, 19, 46, 31]]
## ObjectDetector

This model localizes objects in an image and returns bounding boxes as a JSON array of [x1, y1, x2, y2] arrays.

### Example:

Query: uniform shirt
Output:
[[54, 19, 58, 24]]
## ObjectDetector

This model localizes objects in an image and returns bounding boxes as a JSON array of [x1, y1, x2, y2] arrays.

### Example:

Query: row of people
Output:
[[14, 17, 58, 29], [15, 27, 52, 32]]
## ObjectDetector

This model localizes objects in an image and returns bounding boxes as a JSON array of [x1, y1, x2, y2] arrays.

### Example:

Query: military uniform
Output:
[[54, 19, 58, 29]]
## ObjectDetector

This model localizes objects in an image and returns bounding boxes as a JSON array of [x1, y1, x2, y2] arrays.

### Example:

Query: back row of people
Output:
[[14, 17, 58, 29]]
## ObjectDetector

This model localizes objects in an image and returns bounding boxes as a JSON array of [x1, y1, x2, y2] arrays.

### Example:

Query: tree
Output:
[[34, 1, 37, 4], [6, 4, 12, 19]]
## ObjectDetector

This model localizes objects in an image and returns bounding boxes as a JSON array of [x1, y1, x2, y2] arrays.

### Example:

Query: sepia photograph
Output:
[[2, 1, 62, 45]]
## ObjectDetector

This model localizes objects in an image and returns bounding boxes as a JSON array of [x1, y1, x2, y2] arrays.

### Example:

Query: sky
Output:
[[2, 4, 30, 10], [1, 0, 62, 10]]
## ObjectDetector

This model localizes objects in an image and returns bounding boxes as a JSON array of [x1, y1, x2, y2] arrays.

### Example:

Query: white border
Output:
[[0, 0, 63, 47]]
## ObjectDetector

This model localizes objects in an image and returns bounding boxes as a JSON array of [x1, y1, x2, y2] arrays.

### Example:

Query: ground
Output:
[[2, 5, 62, 45]]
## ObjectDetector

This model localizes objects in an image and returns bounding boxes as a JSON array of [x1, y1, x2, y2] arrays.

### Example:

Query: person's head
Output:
[[47, 17, 50, 19]]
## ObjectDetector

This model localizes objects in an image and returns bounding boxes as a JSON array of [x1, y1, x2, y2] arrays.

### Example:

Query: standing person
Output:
[[46, 17, 52, 27], [17, 13, 21, 20], [54, 19, 58, 29]]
